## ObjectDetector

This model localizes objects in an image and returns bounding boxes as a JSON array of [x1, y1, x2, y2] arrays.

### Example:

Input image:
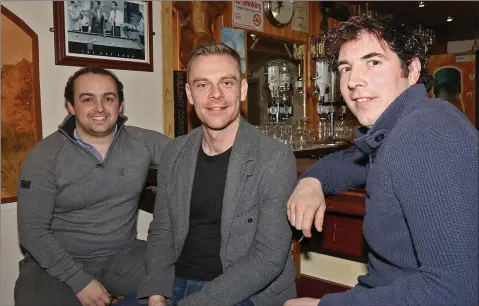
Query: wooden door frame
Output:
[[162, 1, 174, 138]]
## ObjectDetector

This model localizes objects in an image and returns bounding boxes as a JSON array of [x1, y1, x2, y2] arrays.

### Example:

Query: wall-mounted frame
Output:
[[53, 0, 153, 71], [1, 6, 43, 203]]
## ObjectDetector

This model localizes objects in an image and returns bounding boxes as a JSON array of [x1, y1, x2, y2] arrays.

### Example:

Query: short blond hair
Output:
[[187, 41, 242, 82]]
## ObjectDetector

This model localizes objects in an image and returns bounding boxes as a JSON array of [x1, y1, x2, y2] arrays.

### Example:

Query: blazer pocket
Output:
[[233, 199, 258, 218], [271, 257, 296, 294]]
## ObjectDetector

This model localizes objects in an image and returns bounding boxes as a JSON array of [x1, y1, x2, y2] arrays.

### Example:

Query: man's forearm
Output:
[[137, 234, 176, 300], [138, 168, 176, 300], [320, 269, 476, 306], [299, 147, 367, 194], [20, 228, 93, 293]]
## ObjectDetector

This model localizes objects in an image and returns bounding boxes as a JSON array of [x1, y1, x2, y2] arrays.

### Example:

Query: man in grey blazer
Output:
[[137, 41, 297, 306]]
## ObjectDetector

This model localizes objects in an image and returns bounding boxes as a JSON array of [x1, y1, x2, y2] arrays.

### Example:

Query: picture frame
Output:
[[53, 0, 153, 71], [1, 6, 43, 204]]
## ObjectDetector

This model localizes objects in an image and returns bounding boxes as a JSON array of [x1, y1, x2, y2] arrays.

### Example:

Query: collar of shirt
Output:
[[73, 124, 118, 161]]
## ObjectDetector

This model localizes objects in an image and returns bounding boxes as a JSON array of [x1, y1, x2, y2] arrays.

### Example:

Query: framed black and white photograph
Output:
[[53, 0, 153, 71]]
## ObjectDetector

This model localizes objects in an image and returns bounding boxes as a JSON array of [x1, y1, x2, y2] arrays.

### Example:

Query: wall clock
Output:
[[264, 1, 295, 28]]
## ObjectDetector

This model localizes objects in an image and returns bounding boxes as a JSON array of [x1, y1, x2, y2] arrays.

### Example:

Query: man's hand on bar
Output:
[[287, 177, 326, 237]]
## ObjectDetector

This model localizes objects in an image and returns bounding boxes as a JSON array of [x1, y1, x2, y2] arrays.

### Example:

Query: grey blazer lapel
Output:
[[220, 118, 255, 259], [175, 128, 202, 253]]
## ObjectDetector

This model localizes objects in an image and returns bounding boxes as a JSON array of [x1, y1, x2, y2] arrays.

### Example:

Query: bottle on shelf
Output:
[[296, 64, 304, 95], [335, 105, 347, 140], [268, 98, 278, 122]]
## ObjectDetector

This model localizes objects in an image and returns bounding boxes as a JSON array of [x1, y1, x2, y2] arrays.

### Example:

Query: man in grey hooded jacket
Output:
[[14, 67, 170, 306]]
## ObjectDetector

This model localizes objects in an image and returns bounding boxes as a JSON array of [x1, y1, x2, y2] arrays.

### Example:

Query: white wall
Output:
[[0, 1, 163, 305], [301, 253, 367, 287], [0, 204, 23, 306]]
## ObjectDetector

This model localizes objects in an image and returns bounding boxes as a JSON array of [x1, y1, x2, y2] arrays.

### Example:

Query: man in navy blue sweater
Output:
[[284, 15, 478, 306]]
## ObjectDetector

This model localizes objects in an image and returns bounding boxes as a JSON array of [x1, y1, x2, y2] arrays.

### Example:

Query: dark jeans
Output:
[[172, 277, 254, 305], [115, 277, 255, 306]]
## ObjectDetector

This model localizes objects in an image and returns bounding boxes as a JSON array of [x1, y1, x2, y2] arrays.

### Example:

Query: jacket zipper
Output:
[[58, 123, 126, 168]]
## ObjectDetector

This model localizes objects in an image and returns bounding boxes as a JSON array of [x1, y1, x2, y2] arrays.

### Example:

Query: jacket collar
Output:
[[353, 84, 428, 154], [190, 116, 256, 161], [58, 114, 128, 140], [231, 116, 256, 161]]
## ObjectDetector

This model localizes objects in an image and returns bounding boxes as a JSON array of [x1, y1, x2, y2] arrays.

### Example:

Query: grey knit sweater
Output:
[[17, 115, 170, 293]]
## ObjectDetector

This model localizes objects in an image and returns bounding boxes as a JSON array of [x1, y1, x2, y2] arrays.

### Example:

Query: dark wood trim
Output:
[[52, 1, 154, 71], [300, 211, 369, 263], [292, 239, 301, 280], [1, 6, 43, 204], [1, 196, 17, 204], [476, 50, 478, 130], [293, 144, 351, 159], [296, 274, 351, 299], [161, 1, 174, 137], [139, 188, 155, 213], [325, 191, 366, 217]]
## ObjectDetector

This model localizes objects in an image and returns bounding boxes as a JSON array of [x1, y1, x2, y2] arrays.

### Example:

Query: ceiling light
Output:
[[418, 1, 425, 7], [447, 16, 453, 22]]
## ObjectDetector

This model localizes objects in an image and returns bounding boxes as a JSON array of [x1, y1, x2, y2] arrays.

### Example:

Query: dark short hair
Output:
[[112, 1, 118, 7], [187, 41, 242, 82], [64, 67, 124, 106], [325, 15, 434, 91], [93, 1, 100, 5]]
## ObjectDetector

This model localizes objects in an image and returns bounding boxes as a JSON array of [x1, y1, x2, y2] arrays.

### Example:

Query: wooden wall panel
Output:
[[297, 275, 351, 299], [171, 5, 195, 132], [172, 7, 185, 71], [309, 1, 322, 36], [214, 2, 308, 44], [162, 1, 174, 138]]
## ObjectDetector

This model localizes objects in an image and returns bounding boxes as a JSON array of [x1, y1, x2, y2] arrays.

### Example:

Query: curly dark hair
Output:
[[324, 15, 434, 91], [64, 67, 124, 106]]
